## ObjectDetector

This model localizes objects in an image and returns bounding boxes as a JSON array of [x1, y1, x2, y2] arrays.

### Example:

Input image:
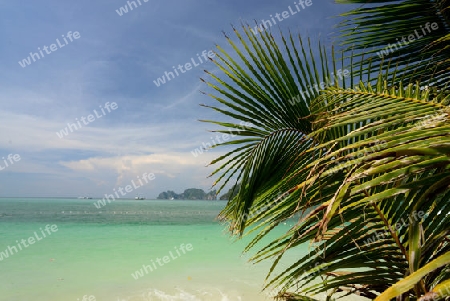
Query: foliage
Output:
[[200, 1, 450, 298], [219, 183, 241, 200], [336, 0, 450, 90]]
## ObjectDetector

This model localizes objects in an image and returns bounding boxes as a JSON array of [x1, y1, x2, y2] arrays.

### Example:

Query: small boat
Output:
[[135, 196, 145, 200]]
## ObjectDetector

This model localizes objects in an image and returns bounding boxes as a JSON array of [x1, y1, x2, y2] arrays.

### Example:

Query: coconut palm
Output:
[[200, 1, 450, 300]]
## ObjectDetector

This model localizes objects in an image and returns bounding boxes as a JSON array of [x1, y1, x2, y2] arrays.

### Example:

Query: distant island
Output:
[[157, 188, 218, 200], [157, 185, 241, 201]]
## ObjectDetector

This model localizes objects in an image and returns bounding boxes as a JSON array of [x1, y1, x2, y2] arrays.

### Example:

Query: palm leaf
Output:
[[335, 0, 450, 91], [203, 23, 450, 301]]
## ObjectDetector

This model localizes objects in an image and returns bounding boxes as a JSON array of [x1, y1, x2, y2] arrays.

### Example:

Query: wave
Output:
[[116, 287, 258, 301]]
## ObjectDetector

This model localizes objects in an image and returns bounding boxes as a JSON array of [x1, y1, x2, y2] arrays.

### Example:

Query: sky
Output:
[[0, 0, 359, 198]]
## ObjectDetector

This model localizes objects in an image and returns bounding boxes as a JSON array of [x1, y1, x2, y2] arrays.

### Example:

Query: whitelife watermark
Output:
[[18, 31, 81, 68], [131, 243, 194, 280], [414, 110, 448, 130], [235, 191, 289, 226], [153, 50, 215, 87], [0, 153, 21, 171], [77, 296, 96, 301], [0, 224, 58, 262], [56, 102, 118, 139], [251, 0, 313, 35], [266, 260, 328, 297], [287, 68, 350, 105], [93, 172, 156, 209], [363, 211, 426, 246], [328, 140, 387, 174], [376, 22, 439, 59], [115, 0, 149, 16], [190, 121, 253, 158]]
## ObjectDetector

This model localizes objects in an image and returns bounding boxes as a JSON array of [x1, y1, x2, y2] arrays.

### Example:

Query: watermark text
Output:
[[56, 102, 118, 138], [18, 31, 81, 68], [93, 172, 156, 209], [131, 243, 194, 280], [0, 224, 58, 262]]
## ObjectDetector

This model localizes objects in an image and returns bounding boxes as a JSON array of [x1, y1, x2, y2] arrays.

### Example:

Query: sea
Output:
[[0, 198, 350, 301]]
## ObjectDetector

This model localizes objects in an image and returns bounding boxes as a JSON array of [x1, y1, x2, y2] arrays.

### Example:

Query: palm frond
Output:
[[201, 25, 345, 235], [335, 0, 450, 90], [203, 23, 450, 301]]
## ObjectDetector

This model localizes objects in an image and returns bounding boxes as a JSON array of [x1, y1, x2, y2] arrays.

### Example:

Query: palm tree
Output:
[[200, 1, 450, 300]]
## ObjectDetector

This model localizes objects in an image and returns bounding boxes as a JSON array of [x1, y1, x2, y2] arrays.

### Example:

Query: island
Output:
[[157, 188, 217, 200], [157, 184, 241, 201]]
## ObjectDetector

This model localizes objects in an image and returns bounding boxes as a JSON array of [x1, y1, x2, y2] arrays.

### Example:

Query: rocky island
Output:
[[157, 188, 218, 200]]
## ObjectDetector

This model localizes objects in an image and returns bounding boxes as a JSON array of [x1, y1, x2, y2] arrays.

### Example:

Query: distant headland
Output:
[[156, 186, 240, 201], [157, 188, 218, 200]]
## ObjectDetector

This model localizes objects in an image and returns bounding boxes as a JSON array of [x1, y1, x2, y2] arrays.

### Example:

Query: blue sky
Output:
[[0, 0, 357, 198]]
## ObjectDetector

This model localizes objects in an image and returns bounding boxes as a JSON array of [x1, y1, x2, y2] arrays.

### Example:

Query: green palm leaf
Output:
[[200, 25, 343, 234], [335, 0, 450, 91], [202, 19, 450, 301]]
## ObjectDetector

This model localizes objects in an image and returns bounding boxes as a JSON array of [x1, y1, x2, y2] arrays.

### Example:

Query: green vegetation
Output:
[[219, 183, 241, 200], [157, 188, 217, 200], [202, 0, 450, 300]]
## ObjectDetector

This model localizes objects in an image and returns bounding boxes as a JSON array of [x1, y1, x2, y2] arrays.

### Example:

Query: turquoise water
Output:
[[0, 198, 305, 301]]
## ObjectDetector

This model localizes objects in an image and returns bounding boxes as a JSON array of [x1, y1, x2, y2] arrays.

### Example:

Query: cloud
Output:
[[0, 0, 345, 197]]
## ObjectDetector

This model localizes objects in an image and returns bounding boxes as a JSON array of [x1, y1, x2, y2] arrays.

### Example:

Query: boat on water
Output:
[[78, 196, 92, 199], [135, 196, 145, 200]]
